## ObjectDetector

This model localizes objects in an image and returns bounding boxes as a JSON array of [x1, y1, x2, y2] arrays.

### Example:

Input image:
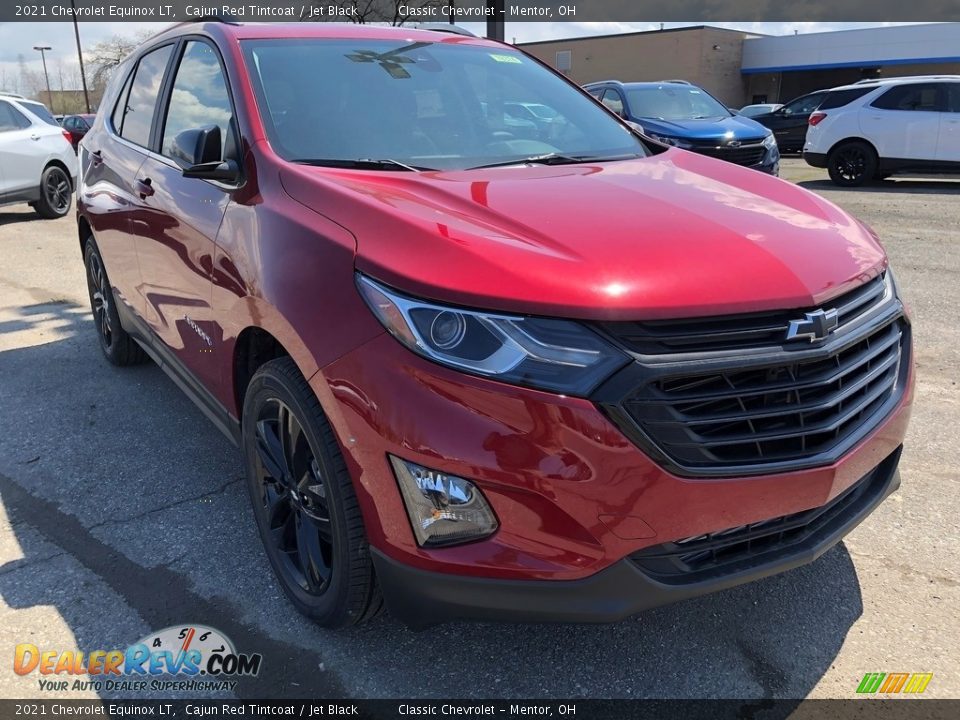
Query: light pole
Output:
[[71, 0, 91, 113], [33, 45, 54, 113]]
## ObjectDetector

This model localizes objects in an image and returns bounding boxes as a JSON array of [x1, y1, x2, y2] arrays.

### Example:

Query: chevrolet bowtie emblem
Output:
[[786, 308, 839, 342]]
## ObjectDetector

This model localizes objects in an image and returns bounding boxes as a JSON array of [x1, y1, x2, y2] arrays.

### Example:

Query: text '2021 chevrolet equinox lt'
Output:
[[77, 20, 913, 628]]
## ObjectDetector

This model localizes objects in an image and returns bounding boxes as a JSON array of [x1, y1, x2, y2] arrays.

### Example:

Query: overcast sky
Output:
[[0, 21, 934, 94]]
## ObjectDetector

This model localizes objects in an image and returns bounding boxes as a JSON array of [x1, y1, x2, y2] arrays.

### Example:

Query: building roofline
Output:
[[517, 25, 764, 47], [743, 55, 960, 74]]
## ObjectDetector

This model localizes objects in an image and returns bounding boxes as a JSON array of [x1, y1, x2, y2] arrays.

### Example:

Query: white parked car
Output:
[[804, 76, 960, 186], [0, 92, 78, 218], [739, 103, 783, 117]]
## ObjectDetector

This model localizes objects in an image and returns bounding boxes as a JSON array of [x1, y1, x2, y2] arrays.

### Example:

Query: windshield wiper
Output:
[[291, 158, 435, 172], [468, 152, 640, 170]]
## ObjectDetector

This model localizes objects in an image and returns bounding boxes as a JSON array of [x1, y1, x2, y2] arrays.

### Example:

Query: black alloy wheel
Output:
[[86, 249, 113, 351], [828, 141, 877, 187], [253, 398, 334, 595], [242, 357, 382, 627], [82, 238, 148, 365], [36, 165, 71, 218]]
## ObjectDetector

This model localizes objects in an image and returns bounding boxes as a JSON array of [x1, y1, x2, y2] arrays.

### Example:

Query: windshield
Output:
[[242, 38, 646, 171], [624, 85, 731, 121], [20, 101, 59, 126]]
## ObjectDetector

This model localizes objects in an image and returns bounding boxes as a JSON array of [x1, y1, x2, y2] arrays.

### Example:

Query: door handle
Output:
[[135, 177, 154, 199], [30, 133, 41, 141], [90, 149, 103, 166]]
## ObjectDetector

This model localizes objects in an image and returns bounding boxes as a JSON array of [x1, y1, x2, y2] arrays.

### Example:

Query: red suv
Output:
[[77, 20, 913, 628]]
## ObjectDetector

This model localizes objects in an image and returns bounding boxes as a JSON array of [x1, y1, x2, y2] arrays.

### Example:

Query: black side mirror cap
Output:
[[182, 159, 241, 183], [170, 125, 222, 168]]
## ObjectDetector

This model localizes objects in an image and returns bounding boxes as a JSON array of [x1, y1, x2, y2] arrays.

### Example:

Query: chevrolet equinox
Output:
[[77, 21, 914, 628]]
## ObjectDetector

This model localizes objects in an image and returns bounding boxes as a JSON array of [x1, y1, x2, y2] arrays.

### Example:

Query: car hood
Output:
[[280, 149, 886, 321], [633, 115, 769, 142]]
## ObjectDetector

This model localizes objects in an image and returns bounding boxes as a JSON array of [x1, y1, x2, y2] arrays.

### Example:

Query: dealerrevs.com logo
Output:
[[13, 625, 262, 693]]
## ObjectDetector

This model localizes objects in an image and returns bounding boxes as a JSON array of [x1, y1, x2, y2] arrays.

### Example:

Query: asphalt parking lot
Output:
[[0, 157, 958, 700]]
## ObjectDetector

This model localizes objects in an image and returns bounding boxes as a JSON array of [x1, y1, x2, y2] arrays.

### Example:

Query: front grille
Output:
[[601, 273, 887, 356], [595, 274, 908, 475], [689, 139, 767, 167], [630, 448, 899, 584]]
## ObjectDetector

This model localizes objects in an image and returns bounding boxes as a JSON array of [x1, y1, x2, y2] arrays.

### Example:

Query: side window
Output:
[[586, 87, 603, 99], [64, 117, 77, 130], [947, 84, 960, 113], [161, 40, 235, 163], [818, 87, 874, 110], [111, 71, 134, 133], [120, 44, 175, 147], [871, 83, 941, 112], [601, 89, 624, 116], [783, 93, 824, 115], [0, 101, 29, 132]]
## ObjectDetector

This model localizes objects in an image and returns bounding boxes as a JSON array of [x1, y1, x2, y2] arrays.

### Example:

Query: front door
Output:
[[863, 82, 942, 162], [129, 38, 238, 396], [937, 83, 960, 163]]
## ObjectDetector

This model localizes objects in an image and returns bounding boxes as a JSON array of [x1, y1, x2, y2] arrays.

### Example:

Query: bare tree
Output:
[[85, 30, 153, 89], [313, 1, 453, 25]]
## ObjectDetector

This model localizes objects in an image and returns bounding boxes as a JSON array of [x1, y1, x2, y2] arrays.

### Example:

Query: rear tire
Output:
[[242, 357, 383, 628], [827, 141, 877, 187], [35, 165, 72, 218], [83, 237, 148, 366]]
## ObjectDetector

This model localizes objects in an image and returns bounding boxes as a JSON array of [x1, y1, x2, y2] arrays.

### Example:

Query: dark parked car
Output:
[[77, 20, 913, 629], [750, 90, 829, 152], [61, 114, 96, 151], [584, 80, 780, 174]]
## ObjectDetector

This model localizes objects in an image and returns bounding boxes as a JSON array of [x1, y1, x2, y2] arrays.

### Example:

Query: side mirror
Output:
[[183, 159, 241, 183], [172, 125, 241, 184], [728, 107, 741, 115], [170, 125, 221, 168]]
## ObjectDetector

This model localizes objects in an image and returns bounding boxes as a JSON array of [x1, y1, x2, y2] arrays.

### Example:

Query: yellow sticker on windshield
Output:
[[489, 53, 522, 64]]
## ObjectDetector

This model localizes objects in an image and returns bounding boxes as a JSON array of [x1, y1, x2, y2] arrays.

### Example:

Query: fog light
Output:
[[389, 455, 498, 547]]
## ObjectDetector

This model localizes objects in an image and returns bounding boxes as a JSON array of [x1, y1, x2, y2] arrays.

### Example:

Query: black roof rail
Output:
[[189, 12, 241, 25], [417, 23, 477, 37]]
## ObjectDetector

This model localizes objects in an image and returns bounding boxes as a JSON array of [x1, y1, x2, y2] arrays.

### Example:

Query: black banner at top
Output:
[[3, 0, 960, 23]]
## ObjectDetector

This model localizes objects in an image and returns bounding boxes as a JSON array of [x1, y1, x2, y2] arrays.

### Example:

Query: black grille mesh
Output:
[[620, 320, 904, 469]]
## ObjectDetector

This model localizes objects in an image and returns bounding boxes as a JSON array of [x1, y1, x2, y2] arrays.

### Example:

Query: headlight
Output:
[[647, 133, 692, 149], [356, 274, 628, 396], [763, 133, 778, 149]]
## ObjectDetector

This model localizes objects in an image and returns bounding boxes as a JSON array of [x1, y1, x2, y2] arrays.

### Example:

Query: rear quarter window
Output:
[[0, 101, 30, 132], [20, 101, 58, 126], [817, 87, 875, 110], [871, 83, 941, 112]]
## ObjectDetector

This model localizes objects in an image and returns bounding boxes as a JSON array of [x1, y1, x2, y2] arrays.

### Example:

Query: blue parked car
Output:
[[583, 80, 780, 175]]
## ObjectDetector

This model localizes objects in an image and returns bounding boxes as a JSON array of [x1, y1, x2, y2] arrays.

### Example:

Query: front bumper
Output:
[[373, 448, 901, 628]]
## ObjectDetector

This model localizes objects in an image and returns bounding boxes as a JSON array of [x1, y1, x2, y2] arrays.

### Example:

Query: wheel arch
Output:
[[232, 326, 292, 419], [43, 158, 74, 187], [827, 136, 879, 161]]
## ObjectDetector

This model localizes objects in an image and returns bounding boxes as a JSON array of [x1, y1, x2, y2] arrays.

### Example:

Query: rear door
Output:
[[762, 92, 826, 149], [80, 44, 176, 319], [937, 83, 960, 162], [863, 82, 941, 161], [0, 100, 42, 194], [129, 37, 238, 395]]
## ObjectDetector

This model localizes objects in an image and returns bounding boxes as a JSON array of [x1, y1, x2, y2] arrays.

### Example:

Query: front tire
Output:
[[83, 238, 148, 366], [242, 357, 382, 628], [36, 165, 72, 218], [827, 141, 877, 187]]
